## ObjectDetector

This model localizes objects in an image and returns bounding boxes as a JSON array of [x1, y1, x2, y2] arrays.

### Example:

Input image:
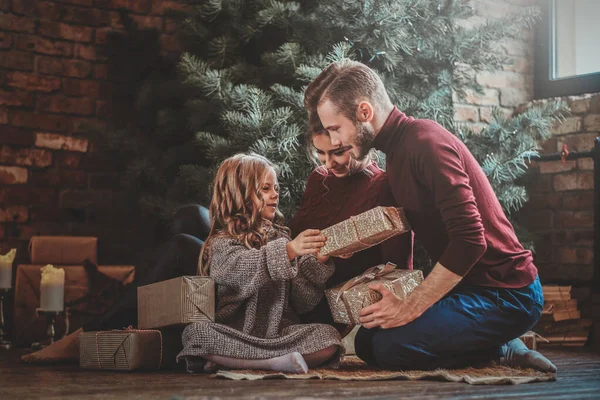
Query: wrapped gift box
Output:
[[137, 276, 214, 329], [319, 207, 410, 257], [80, 327, 183, 371], [13, 264, 135, 346], [29, 236, 98, 265], [325, 263, 423, 325]]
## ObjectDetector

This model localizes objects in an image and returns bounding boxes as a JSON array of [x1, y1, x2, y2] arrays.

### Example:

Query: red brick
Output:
[[0, 107, 7, 124], [501, 40, 528, 57], [557, 247, 594, 265], [151, 0, 188, 15], [164, 18, 178, 33], [0, 206, 28, 222], [37, 95, 95, 115], [539, 137, 557, 154], [71, 117, 102, 133], [476, 71, 527, 89], [12, 0, 64, 18], [500, 88, 530, 107], [54, 0, 94, 5], [89, 173, 120, 189], [63, 78, 101, 97], [0, 32, 12, 48], [0, 89, 34, 107], [0, 127, 34, 146], [557, 210, 593, 229], [578, 158, 594, 171], [0, 225, 5, 241], [569, 96, 591, 114], [479, 107, 512, 123], [0, 146, 53, 167], [562, 192, 594, 210], [16, 35, 73, 56], [0, 187, 29, 204], [566, 230, 594, 247], [95, 27, 125, 45], [62, 7, 116, 26], [502, 57, 531, 74], [131, 15, 163, 30], [35, 132, 89, 152], [7, 71, 61, 92], [36, 113, 70, 132], [30, 168, 86, 188], [454, 88, 499, 106], [538, 160, 577, 174], [558, 132, 598, 152], [583, 114, 600, 132], [160, 34, 183, 54], [0, 166, 28, 184], [60, 189, 113, 209], [554, 171, 594, 191], [532, 241, 553, 264], [0, 14, 35, 32], [521, 210, 553, 230], [454, 105, 479, 122], [96, 100, 111, 118], [0, 51, 34, 70], [93, 64, 109, 79], [28, 205, 63, 222], [95, 0, 151, 13], [10, 110, 37, 128], [528, 173, 553, 192], [39, 21, 93, 42], [0, 0, 9, 10], [552, 117, 581, 135], [74, 43, 106, 61], [590, 94, 600, 113], [36, 56, 92, 78], [56, 152, 83, 168]]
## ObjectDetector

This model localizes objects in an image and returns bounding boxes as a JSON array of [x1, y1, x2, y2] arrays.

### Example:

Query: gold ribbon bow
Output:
[[335, 262, 397, 303]]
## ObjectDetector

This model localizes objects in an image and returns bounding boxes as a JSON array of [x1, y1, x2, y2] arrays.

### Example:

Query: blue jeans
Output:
[[354, 275, 544, 370]]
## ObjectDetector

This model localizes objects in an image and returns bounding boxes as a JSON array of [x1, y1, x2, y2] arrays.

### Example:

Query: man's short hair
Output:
[[304, 60, 391, 122]]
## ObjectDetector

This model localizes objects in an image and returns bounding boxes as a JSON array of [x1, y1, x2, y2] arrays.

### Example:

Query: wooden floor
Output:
[[1, 348, 599, 399]]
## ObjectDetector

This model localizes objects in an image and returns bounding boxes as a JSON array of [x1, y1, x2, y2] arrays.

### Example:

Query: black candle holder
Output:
[[0, 288, 11, 350], [32, 309, 64, 349]]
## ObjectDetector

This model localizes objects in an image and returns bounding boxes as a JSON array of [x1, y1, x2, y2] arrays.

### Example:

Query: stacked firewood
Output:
[[531, 285, 592, 347]]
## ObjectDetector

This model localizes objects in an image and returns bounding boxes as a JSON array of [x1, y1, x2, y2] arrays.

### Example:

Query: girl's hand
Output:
[[286, 229, 326, 260], [316, 252, 330, 264]]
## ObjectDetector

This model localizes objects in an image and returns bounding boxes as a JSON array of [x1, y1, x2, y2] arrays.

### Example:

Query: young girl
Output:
[[177, 153, 343, 374]]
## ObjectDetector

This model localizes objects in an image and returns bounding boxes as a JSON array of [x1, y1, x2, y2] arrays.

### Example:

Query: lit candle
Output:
[[0, 249, 16, 290], [40, 264, 65, 311]]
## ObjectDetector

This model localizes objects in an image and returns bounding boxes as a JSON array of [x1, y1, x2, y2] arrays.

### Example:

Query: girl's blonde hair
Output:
[[198, 153, 287, 275]]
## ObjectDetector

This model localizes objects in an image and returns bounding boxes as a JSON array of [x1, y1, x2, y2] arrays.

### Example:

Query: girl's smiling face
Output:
[[258, 167, 279, 221], [312, 133, 353, 178]]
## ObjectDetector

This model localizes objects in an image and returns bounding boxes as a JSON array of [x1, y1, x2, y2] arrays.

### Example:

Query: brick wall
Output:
[[455, 0, 597, 285], [0, 0, 185, 267], [519, 94, 599, 283]]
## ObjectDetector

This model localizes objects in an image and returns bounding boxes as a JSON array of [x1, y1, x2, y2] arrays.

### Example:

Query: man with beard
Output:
[[304, 60, 556, 372]]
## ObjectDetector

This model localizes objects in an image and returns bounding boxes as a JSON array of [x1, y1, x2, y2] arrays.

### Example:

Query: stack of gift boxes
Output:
[[4, 206, 422, 371], [12, 236, 135, 347]]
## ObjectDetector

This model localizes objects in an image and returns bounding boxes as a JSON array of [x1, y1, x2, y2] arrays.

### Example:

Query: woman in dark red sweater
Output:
[[289, 130, 413, 328]]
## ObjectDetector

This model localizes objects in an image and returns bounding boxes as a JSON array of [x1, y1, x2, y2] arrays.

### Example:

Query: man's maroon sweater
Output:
[[374, 107, 537, 288]]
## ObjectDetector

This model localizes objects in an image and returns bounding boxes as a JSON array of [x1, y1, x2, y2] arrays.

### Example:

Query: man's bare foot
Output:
[[21, 328, 82, 364]]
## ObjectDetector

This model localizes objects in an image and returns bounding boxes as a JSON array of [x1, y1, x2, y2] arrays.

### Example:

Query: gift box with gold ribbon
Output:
[[137, 276, 215, 329], [319, 207, 410, 257], [325, 263, 423, 325], [79, 327, 183, 371]]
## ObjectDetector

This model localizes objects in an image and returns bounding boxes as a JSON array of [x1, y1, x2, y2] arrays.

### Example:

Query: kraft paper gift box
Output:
[[13, 264, 135, 346], [137, 276, 215, 329], [325, 263, 423, 325], [80, 327, 183, 371], [319, 206, 411, 257], [29, 236, 98, 265]]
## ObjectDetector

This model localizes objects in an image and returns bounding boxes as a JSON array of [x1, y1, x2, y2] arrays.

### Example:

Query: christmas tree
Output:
[[113, 1, 566, 265]]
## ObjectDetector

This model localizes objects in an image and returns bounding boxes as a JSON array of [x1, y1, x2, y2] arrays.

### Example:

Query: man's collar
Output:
[[373, 106, 409, 155]]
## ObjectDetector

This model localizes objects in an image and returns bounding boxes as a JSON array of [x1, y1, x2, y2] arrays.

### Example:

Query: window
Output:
[[534, 0, 600, 99]]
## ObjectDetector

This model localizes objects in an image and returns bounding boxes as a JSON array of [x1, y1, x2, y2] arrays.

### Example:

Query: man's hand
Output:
[[358, 263, 464, 329], [358, 283, 423, 329]]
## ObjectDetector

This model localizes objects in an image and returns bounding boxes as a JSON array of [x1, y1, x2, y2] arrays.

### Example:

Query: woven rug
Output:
[[215, 356, 555, 385]]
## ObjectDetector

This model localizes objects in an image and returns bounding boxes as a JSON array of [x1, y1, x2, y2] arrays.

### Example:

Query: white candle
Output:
[[40, 264, 65, 311], [0, 249, 16, 290]]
